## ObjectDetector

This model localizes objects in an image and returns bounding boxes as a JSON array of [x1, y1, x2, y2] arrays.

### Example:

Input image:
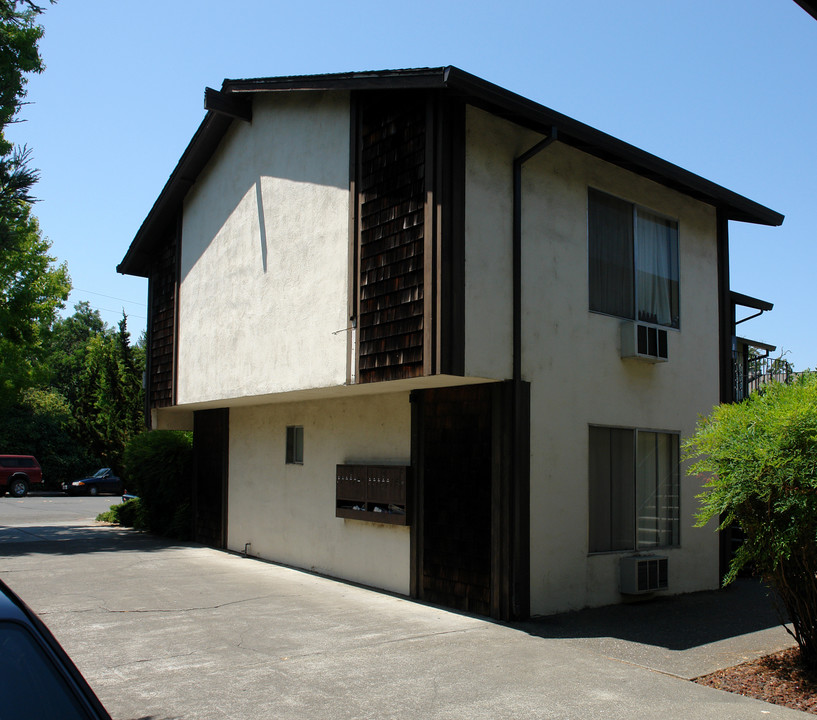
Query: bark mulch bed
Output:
[[695, 647, 817, 714]]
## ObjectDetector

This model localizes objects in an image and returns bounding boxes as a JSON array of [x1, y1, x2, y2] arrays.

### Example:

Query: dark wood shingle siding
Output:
[[148, 236, 177, 408], [357, 93, 426, 383]]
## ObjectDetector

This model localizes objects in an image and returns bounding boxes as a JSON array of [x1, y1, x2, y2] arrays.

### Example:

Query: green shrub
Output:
[[96, 498, 145, 529], [685, 372, 817, 670], [115, 497, 144, 528], [122, 430, 193, 539]]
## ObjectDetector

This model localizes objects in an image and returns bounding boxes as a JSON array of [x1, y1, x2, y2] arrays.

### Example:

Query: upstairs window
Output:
[[588, 189, 680, 329]]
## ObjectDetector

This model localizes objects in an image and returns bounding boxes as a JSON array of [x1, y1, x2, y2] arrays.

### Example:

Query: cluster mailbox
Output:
[[335, 464, 409, 525]]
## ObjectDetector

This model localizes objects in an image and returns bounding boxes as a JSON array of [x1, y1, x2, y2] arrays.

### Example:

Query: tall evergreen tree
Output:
[[74, 313, 145, 470], [45, 301, 105, 406]]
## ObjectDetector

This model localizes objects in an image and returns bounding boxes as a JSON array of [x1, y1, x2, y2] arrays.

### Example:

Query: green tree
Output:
[[686, 373, 817, 671], [0, 1, 50, 215], [45, 300, 105, 407], [0, 1, 67, 407], [0, 0, 49, 204], [0, 205, 69, 406], [0, 387, 95, 486], [74, 313, 145, 470], [1, 302, 147, 483]]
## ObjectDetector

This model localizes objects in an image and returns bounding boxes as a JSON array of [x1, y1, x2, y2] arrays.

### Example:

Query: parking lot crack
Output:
[[96, 593, 285, 614], [109, 650, 198, 671], [235, 626, 485, 662]]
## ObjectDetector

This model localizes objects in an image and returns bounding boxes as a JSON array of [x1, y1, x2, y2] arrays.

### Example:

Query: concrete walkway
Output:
[[0, 516, 803, 719]]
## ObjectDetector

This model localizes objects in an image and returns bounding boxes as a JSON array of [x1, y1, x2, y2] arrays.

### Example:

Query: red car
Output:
[[0, 455, 43, 498]]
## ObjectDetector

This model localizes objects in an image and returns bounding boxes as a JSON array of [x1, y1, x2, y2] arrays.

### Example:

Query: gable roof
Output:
[[118, 66, 783, 277]]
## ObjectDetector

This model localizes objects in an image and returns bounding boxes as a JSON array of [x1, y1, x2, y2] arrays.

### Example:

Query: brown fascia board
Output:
[[731, 291, 774, 312], [735, 336, 777, 353], [118, 66, 783, 278], [794, 0, 817, 20], [117, 109, 233, 277], [440, 67, 783, 228], [116, 69, 452, 277], [221, 66, 452, 93]]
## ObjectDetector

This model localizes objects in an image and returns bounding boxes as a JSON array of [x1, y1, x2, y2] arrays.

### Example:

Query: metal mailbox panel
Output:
[[336, 464, 367, 502], [366, 465, 407, 505]]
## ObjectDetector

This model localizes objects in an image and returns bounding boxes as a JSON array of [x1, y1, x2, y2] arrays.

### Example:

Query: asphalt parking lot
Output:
[[0, 496, 802, 720], [0, 491, 120, 524]]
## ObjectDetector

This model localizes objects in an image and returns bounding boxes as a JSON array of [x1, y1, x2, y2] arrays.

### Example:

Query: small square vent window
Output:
[[286, 426, 304, 464]]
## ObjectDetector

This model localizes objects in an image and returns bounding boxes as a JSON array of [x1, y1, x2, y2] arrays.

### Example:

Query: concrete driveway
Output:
[[0, 497, 802, 720]]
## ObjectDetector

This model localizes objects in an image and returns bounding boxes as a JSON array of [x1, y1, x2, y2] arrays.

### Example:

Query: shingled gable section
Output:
[[357, 92, 427, 383]]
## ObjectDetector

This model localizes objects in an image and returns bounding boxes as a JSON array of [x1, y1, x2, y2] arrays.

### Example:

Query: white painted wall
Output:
[[465, 107, 721, 615], [177, 92, 351, 405], [227, 392, 412, 594], [167, 95, 726, 616]]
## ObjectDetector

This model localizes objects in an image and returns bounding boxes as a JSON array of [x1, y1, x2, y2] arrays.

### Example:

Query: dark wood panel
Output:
[[148, 234, 177, 409], [420, 385, 493, 616], [356, 92, 426, 384], [193, 408, 229, 548], [411, 381, 530, 621]]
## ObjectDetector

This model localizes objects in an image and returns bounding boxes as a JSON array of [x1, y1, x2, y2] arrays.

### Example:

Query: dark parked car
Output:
[[0, 578, 112, 719], [0, 455, 43, 497], [62, 468, 123, 496]]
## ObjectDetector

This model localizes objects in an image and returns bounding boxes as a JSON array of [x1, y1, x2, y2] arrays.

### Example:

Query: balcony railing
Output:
[[733, 346, 792, 402]]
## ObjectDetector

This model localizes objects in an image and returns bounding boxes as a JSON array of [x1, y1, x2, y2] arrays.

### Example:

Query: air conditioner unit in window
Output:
[[620, 322, 668, 363], [620, 555, 668, 594]]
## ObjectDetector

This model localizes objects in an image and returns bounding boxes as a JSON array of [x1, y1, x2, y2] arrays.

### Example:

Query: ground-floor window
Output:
[[285, 426, 304, 464], [588, 426, 679, 553]]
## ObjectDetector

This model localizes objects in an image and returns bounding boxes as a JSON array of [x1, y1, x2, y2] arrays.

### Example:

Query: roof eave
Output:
[[731, 291, 774, 312], [117, 109, 233, 277], [221, 66, 451, 94], [794, 0, 817, 20], [736, 336, 777, 353], [118, 66, 783, 279], [442, 67, 783, 227]]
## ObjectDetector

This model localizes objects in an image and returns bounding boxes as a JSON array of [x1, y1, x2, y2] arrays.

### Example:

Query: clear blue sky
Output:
[[8, 0, 816, 368]]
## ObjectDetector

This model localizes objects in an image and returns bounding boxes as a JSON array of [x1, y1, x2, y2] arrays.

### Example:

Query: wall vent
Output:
[[620, 555, 668, 594], [621, 322, 668, 363]]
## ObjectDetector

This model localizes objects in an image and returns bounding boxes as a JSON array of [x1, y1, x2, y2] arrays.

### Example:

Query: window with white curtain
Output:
[[588, 426, 680, 553], [588, 189, 679, 329]]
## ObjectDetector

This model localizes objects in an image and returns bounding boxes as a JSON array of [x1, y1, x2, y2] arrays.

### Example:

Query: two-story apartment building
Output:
[[118, 67, 783, 620]]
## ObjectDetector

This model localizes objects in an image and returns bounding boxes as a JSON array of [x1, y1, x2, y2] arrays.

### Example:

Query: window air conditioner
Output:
[[620, 555, 668, 594], [620, 322, 668, 363]]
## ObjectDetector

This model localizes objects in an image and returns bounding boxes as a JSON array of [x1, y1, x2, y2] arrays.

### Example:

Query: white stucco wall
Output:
[[227, 392, 412, 594], [177, 92, 351, 405], [465, 107, 721, 615], [167, 95, 727, 616]]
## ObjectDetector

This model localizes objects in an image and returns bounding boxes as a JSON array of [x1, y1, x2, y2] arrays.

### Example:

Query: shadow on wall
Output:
[[519, 578, 786, 651], [256, 180, 268, 273], [180, 92, 350, 284]]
